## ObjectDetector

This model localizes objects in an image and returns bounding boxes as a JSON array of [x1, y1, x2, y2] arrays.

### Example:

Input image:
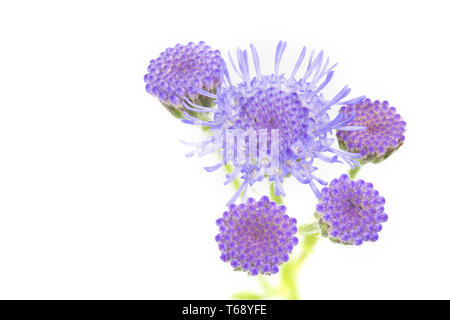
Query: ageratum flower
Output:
[[315, 174, 388, 245], [144, 41, 222, 118], [337, 99, 406, 163], [215, 196, 298, 276], [182, 41, 364, 203]]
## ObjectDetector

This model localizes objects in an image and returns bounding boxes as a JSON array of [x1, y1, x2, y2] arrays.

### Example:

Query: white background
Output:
[[0, 0, 449, 299]]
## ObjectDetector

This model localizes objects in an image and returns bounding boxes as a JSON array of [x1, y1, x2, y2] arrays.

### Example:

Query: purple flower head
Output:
[[337, 99, 406, 163], [144, 41, 222, 118], [315, 174, 388, 245], [215, 196, 298, 276], [182, 41, 364, 204]]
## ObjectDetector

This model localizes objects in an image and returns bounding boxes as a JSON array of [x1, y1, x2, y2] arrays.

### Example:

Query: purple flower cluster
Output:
[[315, 174, 388, 245], [144, 41, 404, 276], [183, 41, 364, 203], [215, 196, 298, 275], [337, 99, 406, 163], [144, 41, 222, 117]]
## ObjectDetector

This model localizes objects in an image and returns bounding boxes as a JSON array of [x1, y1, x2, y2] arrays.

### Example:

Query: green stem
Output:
[[280, 227, 319, 300], [348, 165, 361, 179], [298, 222, 320, 235]]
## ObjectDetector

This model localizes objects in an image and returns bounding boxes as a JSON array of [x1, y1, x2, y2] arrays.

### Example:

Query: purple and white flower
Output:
[[183, 41, 364, 203], [337, 99, 406, 163], [144, 41, 222, 118], [315, 174, 388, 245], [215, 196, 298, 276]]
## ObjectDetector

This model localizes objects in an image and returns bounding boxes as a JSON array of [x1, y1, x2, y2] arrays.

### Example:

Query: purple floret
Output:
[[315, 174, 388, 245], [144, 41, 222, 117], [215, 196, 298, 276], [337, 99, 406, 163]]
